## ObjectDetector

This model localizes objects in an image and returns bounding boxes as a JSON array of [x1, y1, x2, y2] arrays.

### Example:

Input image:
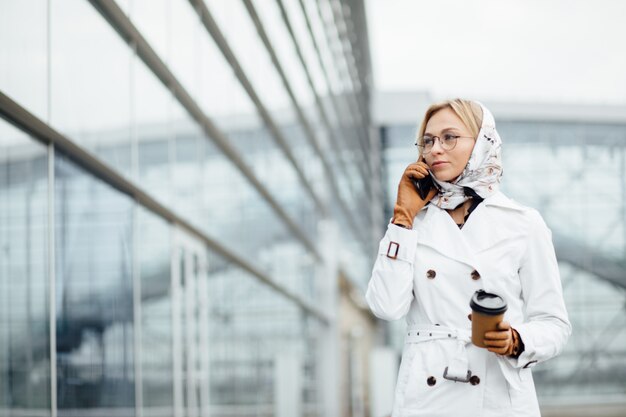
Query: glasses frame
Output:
[[415, 134, 475, 155]]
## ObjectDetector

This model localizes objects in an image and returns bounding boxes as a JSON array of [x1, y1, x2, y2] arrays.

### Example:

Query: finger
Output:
[[406, 170, 427, 180], [408, 163, 429, 174], [484, 331, 511, 340], [486, 346, 508, 355], [497, 321, 511, 331], [405, 165, 425, 174], [416, 161, 430, 170], [416, 165, 429, 174], [484, 339, 509, 348]]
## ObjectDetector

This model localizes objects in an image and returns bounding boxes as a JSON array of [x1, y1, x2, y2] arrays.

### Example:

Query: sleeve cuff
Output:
[[503, 323, 538, 369], [377, 219, 419, 263]]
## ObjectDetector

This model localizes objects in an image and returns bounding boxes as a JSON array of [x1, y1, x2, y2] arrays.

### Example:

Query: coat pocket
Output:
[[395, 344, 419, 401], [399, 344, 449, 410]]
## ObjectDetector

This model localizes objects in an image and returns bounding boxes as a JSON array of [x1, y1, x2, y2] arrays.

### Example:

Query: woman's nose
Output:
[[430, 138, 445, 154]]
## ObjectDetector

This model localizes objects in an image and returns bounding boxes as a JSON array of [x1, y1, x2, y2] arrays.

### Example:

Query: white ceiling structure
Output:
[[366, 0, 626, 106]]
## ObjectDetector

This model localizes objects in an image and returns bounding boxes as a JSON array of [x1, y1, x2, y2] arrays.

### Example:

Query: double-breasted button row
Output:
[[425, 269, 480, 280]]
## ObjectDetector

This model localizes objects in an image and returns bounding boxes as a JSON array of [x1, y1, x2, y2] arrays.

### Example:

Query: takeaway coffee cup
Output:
[[470, 290, 508, 348]]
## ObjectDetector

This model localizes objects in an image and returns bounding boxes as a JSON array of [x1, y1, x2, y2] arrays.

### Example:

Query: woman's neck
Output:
[[447, 199, 473, 225]]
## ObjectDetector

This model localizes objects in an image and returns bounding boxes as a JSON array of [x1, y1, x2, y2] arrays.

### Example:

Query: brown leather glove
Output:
[[393, 159, 438, 228], [484, 321, 524, 357]]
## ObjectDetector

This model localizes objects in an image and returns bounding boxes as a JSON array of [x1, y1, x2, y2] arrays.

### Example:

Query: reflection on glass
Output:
[[134, 55, 173, 205], [138, 206, 172, 415], [206, 0, 291, 113], [206, 254, 318, 414], [250, 0, 314, 110], [281, 0, 329, 98], [0, 119, 50, 415], [0, 0, 48, 120], [50, 0, 132, 177], [55, 152, 135, 414], [131, 0, 170, 68]]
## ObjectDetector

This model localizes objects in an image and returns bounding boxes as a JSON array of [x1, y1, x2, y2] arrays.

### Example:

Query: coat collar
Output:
[[414, 191, 528, 274], [481, 191, 526, 212]]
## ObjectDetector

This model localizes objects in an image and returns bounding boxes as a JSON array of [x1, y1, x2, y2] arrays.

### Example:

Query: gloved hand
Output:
[[393, 159, 438, 228], [484, 320, 523, 357]]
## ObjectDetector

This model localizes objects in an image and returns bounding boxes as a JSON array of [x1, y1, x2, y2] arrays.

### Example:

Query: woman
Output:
[[365, 99, 571, 417]]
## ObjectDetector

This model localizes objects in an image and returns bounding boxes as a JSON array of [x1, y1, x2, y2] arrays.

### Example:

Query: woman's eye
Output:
[[423, 138, 434, 145], [443, 134, 457, 141]]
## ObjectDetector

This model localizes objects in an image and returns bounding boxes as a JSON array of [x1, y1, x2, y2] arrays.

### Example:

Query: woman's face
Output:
[[422, 107, 476, 182]]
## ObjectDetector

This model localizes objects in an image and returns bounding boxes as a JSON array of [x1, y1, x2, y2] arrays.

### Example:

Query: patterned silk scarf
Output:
[[429, 101, 503, 210]]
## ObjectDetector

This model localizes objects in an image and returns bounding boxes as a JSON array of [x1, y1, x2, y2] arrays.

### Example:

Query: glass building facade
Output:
[[0, 0, 378, 416]]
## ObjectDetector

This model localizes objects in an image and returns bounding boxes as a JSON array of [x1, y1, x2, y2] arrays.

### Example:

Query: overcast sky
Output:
[[366, 0, 626, 105]]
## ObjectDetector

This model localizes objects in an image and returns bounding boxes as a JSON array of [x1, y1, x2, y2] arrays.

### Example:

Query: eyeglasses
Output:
[[415, 134, 474, 154]]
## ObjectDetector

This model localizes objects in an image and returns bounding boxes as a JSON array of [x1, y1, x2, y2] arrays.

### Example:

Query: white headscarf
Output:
[[429, 101, 503, 210]]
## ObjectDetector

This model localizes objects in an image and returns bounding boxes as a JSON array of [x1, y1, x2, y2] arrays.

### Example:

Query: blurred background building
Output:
[[0, 1, 625, 417]]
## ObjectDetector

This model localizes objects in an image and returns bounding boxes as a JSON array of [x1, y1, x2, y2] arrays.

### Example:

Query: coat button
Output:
[[426, 269, 436, 279], [471, 270, 481, 280], [427, 376, 436, 386], [469, 375, 480, 385]]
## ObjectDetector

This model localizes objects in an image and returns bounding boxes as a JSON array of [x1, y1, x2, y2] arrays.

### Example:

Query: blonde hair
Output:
[[416, 99, 483, 158]]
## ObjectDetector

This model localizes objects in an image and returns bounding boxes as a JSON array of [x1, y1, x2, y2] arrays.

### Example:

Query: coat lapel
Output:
[[415, 205, 478, 268], [415, 191, 528, 273], [464, 192, 528, 254]]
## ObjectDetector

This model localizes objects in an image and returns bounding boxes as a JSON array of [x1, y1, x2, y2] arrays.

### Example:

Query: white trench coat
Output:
[[366, 191, 571, 417]]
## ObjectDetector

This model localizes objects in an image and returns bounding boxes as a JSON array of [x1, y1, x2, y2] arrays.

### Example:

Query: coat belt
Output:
[[405, 325, 472, 382], [405, 324, 471, 344], [404, 324, 525, 389]]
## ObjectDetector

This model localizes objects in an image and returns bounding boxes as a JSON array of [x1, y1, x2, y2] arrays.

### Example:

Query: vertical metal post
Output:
[[132, 202, 143, 417], [172, 230, 183, 417], [48, 143, 57, 417], [46, 0, 57, 412], [129, 2, 143, 409], [622, 147, 626, 259], [315, 219, 340, 417]]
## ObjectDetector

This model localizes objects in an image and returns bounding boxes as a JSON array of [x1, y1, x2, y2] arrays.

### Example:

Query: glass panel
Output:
[[55, 152, 135, 415], [0, 119, 51, 415], [205, 0, 290, 114], [131, 0, 170, 67], [134, 55, 173, 206], [50, 0, 133, 177], [206, 250, 319, 415], [130, 3, 323, 268], [201, 0, 322, 240], [0, 0, 48, 120], [138, 206, 173, 415], [250, 0, 314, 110], [301, 0, 343, 95], [196, 16, 256, 130], [281, 0, 329, 99], [170, 0, 200, 97]]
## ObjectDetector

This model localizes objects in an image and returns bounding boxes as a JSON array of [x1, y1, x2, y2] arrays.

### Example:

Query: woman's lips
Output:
[[431, 161, 448, 169]]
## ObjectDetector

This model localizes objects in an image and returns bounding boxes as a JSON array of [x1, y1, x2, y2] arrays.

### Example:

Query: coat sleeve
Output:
[[506, 210, 572, 369], [365, 221, 418, 321]]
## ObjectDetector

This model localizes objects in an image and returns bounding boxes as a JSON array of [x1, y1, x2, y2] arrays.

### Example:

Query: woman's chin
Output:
[[432, 172, 458, 182]]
